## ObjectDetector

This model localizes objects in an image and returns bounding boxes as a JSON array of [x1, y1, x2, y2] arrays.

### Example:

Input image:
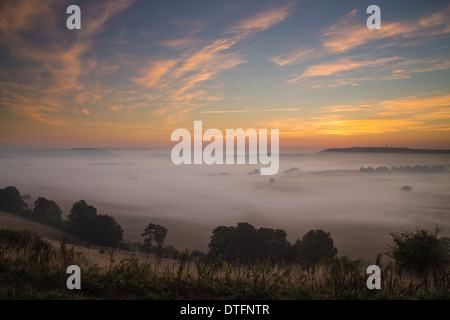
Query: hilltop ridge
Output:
[[320, 147, 450, 153]]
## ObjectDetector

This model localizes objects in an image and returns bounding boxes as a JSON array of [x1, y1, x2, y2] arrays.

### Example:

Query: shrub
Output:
[[387, 226, 450, 291]]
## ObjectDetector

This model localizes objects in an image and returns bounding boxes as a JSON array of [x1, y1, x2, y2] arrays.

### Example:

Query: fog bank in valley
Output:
[[1, 148, 449, 261]]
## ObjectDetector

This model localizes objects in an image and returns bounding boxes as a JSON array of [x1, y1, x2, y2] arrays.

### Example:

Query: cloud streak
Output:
[[257, 92, 450, 137], [287, 54, 450, 89], [226, 2, 295, 36], [289, 56, 401, 82], [200, 108, 301, 114], [271, 47, 319, 67]]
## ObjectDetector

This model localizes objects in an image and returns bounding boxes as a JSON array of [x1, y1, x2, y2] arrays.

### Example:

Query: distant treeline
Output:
[[360, 165, 448, 174]]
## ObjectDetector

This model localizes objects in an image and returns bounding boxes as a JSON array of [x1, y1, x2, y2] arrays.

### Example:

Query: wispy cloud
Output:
[[133, 3, 297, 123], [271, 47, 318, 66], [290, 56, 400, 81], [377, 93, 450, 116], [158, 38, 203, 50], [272, 4, 450, 89], [235, 96, 253, 101], [134, 39, 244, 107], [0, 85, 68, 126], [287, 54, 450, 89], [257, 92, 450, 137], [200, 108, 301, 114], [0, 0, 136, 125], [257, 117, 421, 137], [322, 4, 450, 53], [323, 92, 450, 117], [226, 2, 295, 36], [134, 60, 178, 88]]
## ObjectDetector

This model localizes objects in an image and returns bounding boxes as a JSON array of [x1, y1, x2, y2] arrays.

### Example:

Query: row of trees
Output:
[[0, 186, 177, 252], [207, 223, 449, 290], [152, 220, 449, 288], [0, 186, 123, 247], [208, 223, 291, 263], [208, 222, 337, 266]]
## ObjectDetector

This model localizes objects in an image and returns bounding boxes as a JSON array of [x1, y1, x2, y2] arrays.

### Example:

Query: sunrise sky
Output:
[[0, 0, 449, 150]]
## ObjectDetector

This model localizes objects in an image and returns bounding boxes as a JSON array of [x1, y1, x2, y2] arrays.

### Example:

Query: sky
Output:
[[0, 0, 449, 150]]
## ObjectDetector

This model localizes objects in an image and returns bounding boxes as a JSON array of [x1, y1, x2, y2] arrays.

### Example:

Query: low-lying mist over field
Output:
[[1, 148, 449, 261]]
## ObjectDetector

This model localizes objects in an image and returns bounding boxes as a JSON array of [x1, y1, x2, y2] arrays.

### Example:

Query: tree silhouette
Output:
[[234, 222, 257, 262], [93, 214, 123, 247], [209, 222, 292, 264], [33, 197, 63, 227], [272, 229, 291, 262], [256, 227, 290, 263], [67, 200, 97, 239], [295, 229, 337, 272], [141, 223, 167, 250], [0, 186, 28, 214], [67, 200, 123, 247], [208, 225, 235, 261]]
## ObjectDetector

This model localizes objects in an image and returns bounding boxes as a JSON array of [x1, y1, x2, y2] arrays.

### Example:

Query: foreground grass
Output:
[[0, 229, 448, 300]]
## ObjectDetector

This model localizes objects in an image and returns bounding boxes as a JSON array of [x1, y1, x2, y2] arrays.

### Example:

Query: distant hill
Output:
[[0, 148, 118, 158], [320, 147, 450, 154]]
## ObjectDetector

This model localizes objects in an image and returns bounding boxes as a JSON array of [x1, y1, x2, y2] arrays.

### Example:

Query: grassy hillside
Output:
[[0, 210, 161, 269], [0, 210, 67, 243], [1, 211, 448, 300]]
